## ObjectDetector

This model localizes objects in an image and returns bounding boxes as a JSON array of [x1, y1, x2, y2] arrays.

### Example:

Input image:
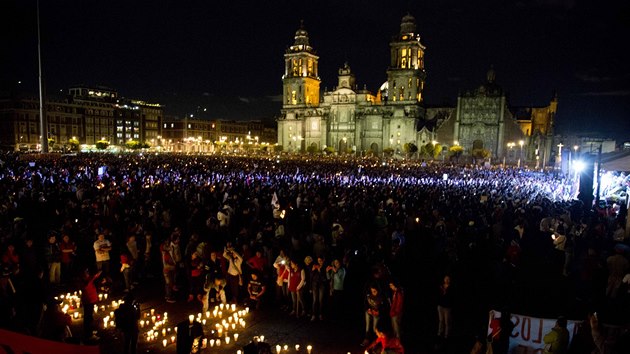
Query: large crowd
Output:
[[1, 151, 630, 353]]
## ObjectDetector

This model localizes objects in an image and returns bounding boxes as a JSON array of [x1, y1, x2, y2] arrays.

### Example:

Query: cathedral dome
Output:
[[400, 13, 416, 35], [293, 21, 310, 47]]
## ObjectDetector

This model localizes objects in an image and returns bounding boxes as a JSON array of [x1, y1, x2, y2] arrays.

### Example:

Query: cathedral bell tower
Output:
[[386, 14, 426, 105], [283, 21, 320, 108]]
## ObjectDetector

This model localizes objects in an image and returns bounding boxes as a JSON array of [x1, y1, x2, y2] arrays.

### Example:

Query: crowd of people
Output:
[[0, 151, 630, 353]]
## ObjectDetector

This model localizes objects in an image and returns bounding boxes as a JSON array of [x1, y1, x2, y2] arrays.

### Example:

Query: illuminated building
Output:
[[277, 14, 556, 162]]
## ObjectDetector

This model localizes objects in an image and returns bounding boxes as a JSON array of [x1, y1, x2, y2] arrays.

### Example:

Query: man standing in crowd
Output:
[[94, 233, 112, 282], [44, 233, 62, 285]]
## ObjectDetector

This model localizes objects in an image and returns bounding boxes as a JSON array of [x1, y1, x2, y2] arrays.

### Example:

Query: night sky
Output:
[[2, 0, 629, 141]]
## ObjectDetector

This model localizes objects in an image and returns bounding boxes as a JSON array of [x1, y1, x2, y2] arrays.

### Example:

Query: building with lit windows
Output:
[[161, 116, 273, 153], [277, 14, 556, 162], [0, 86, 163, 151], [0, 96, 82, 151]]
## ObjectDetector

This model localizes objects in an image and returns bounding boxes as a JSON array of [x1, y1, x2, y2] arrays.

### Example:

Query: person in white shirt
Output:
[[223, 245, 243, 303], [93, 234, 112, 279]]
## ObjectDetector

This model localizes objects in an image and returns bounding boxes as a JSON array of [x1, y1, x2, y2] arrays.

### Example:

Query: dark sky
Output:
[[2, 0, 629, 140]]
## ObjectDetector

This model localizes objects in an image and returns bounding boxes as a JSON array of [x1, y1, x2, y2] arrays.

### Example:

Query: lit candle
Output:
[[74, 312, 79, 319], [150, 309, 155, 316], [220, 303, 224, 310], [104, 293, 108, 300], [231, 323, 236, 330], [231, 304, 236, 311], [209, 339, 215, 347], [245, 307, 249, 313], [259, 335, 265, 342], [206, 311, 211, 318], [307, 345, 312, 354], [284, 345, 288, 351], [202, 319, 206, 325], [228, 317, 233, 323], [295, 345, 300, 351], [189, 315, 195, 324], [162, 328, 166, 336], [164, 312, 168, 319], [171, 335, 176, 343], [201, 338, 207, 348], [152, 315, 156, 323], [234, 333, 239, 341], [276, 345, 282, 354], [140, 320, 145, 328], [162, 339, 167, 347], [237, 351, 242, 354], [110, 311, 114, 318], [109, 320, 114, 327], [216, 339, 221, 346], [225, 336, 230, 344], [98, 294, 103, 301]]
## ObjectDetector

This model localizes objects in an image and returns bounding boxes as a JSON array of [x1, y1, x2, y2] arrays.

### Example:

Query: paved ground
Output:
[[67, 273, 473, 354]]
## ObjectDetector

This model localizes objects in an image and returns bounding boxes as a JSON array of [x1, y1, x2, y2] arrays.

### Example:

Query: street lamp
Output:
[[506, 142, 515, 166]]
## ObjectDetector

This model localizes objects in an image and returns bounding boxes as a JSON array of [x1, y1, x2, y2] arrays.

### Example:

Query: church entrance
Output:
[[338, 139, 348, 154], [370, 142, 379, 154]]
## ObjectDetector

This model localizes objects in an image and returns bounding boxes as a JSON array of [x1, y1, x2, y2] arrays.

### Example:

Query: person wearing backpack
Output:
[[115, 292, 141, 354]]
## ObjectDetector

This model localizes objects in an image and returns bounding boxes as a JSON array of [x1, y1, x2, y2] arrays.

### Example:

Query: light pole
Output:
[[518, 140, 524, 168]]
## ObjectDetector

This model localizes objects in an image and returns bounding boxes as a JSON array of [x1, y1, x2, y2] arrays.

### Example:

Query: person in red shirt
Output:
[[59, 234, 76, 284], [246, 249, 267, 276], [81, 268, 102, 341], [389, 279, 404, 339], [365, 321, 405, 354]]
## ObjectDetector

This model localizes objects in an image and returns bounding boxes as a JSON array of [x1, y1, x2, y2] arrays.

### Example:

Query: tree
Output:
[[68, 137, 80, 151], [306, 144, 319, 154], [47, 138, 55, 149], [433, 144, 443, 159], [448, 145, 464, 161], [323, 146, 335, 155], [403, 143, 418, 158], [383, 147, 394, 156], [96, 140, 109, 150], [273, 145, 284, 153], [472, 148, 491, 161], [125, 140, 142, 150]]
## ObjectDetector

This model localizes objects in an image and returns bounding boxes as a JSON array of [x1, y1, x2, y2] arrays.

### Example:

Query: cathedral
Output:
[[276, 14, 555, 164]]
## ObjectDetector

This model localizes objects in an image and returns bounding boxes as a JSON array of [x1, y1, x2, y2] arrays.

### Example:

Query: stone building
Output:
[[276, 14, 556, 164]]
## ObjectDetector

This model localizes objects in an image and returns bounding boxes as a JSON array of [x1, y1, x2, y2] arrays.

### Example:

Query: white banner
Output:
[[488, 310, 581, 353]]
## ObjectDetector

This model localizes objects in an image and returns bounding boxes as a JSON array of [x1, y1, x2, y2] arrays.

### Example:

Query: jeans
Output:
[[365, 311, 379, 337], [122, 267, 132, 291], [311, 285, 326, 317], [123, 329, 138, 354], [437, 305, 452, 338], [391, 315, 402, 338], [290, 288, 305, 315], [49, 262, 61, 284], [163, 267, 175, 299]]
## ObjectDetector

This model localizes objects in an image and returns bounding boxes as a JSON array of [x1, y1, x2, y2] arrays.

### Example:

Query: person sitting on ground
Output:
[[365, 321, 405, 354]]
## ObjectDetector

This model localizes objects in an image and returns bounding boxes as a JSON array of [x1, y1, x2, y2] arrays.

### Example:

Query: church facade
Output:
[[277, 14, 555, 164]]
